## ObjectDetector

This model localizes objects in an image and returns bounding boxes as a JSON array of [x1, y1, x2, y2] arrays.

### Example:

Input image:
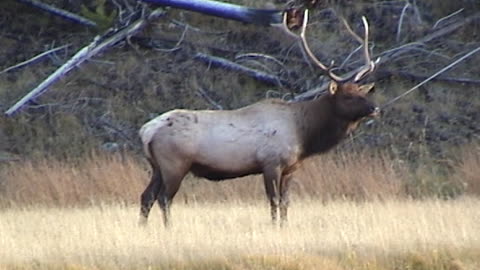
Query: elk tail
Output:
[[139, 119, 160, 160], [146, 140, 161, 172]]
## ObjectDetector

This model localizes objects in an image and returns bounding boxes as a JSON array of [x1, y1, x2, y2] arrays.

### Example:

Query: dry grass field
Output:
[[0, 148, 479, 269], [1, 199, 480, 270]]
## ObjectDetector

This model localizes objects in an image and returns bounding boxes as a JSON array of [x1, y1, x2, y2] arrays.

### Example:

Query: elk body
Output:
[[139, 9, 380, 226]]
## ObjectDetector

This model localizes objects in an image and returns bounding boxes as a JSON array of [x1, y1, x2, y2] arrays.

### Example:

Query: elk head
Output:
[[282, 8, 380, 107], [328, 81, 379, 122]]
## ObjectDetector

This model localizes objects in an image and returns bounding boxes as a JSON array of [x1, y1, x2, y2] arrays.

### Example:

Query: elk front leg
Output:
[[156, 163, 189, 228], [263, 166, 281, 224], [279, 173, 293, 226]]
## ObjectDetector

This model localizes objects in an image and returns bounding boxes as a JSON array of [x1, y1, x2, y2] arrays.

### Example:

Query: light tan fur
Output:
[[140, 100, 302, 176]]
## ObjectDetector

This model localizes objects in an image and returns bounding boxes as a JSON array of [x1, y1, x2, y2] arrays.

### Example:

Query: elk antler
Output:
[[341, 16, 378, 82], [282, 9, 379, 83]]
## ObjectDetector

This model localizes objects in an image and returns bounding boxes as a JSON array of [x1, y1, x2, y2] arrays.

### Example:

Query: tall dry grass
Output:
[[0, 153, 147, 207], [0, 150, 407, 207], [297, 151, 404, 201], [453, 144, 480, 195], [1, 146, 479, 207]]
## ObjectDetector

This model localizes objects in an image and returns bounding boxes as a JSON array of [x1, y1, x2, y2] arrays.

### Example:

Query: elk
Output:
[[139, 9, 379, 227]]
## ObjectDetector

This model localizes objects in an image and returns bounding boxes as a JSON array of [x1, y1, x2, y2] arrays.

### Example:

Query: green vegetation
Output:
[[81, 0, 117, 31]]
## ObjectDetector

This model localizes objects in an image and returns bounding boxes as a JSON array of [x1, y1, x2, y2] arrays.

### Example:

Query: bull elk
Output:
[[139, 10, 379, 227]]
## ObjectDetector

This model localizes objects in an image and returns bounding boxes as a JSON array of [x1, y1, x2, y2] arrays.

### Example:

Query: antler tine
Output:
[[296, 9, 352, 82], [297, 9, 330, 71], [340, 15, 379, 82], [341, 17, 363, 44], [353, 16, 377, 82]]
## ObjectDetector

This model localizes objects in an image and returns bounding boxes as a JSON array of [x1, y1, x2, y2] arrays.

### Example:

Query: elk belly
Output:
[[190, 123, 266, 181], [190, 162, 263, 181]]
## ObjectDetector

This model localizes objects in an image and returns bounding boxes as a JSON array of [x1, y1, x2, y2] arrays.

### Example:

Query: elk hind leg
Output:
[[139, 165, 163, 225]]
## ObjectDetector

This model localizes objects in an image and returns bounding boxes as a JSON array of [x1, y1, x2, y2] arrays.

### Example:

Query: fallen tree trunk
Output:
[[195, 52, 290, 88], [141, 0, 283, 25]]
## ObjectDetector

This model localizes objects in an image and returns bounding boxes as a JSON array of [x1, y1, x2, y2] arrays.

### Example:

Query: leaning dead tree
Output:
[[5, 7, 166, 116]]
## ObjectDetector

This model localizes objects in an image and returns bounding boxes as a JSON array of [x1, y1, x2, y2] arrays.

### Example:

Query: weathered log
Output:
[[194, 52, 290, 88], [141, 0, 283, 25]]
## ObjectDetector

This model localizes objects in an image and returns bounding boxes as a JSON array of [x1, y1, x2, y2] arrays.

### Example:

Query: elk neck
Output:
[[293, 95, 353, 159]]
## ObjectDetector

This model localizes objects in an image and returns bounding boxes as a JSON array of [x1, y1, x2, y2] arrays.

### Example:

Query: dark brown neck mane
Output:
[[293, 96, 353, 159]]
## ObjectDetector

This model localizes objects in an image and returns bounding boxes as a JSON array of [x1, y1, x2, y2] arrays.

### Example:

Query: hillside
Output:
[[0, 0, 479, 162]]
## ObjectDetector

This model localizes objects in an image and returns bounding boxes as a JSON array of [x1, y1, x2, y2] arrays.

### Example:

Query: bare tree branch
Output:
[[376, 70, 480, 85], [433, 8, 464, 29], [396, 2, 410, 42], [382, 46, 480, 108], [418, 12, 480, 44], [17, 0, 97, 27], [0, 45, 70, 74], [5, 9, 166, 116], [196, 87, 223, 110], [292, 82, 329, 102]]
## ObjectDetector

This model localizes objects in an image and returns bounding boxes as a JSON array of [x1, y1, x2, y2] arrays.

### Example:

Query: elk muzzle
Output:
[[369, 106, 381, 117]]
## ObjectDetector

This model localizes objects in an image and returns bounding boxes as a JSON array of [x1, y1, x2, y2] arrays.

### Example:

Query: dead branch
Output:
[[382, 46, 480, 108], [292, 82, 329, 101], [17, 0, 97, 27], [97, 117, 136, 147], [196, 87, 223, 110], [361, 12, 480, 68], [433, 8, 464, 29], [396, 2, 410, 42], [234, 53, 288, 72], [418, 12, 480, 44], [153, 23, 188, 52], [5, 9, 166, 116], [376, 70, 480, 85], [194, 53, 290, 88], [0, 45, 70, 75]]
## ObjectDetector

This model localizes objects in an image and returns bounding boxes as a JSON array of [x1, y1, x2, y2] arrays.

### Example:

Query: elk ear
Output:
[[358, 83, 375, 95], [329, 81, 338, 95]]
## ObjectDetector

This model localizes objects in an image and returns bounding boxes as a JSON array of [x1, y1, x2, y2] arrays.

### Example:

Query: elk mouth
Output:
[[368, 107, 381, 117]]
